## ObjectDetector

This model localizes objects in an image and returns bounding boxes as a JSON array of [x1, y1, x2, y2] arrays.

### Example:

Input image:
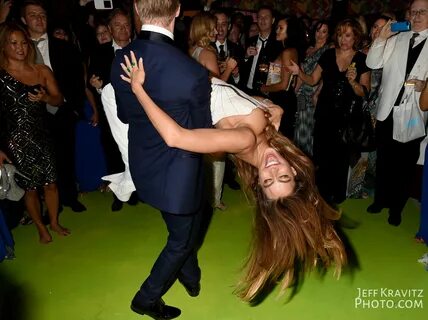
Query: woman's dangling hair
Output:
[[232, 125, 346, 302]]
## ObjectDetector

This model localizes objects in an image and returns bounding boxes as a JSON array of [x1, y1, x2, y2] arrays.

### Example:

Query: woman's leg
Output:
[[24, 190, 52, 243], [44, 183, 70, 236], [212, 160, 226, 210]]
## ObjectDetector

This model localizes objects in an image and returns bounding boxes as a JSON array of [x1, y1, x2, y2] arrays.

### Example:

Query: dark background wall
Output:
[[10, 0, 410, 22]]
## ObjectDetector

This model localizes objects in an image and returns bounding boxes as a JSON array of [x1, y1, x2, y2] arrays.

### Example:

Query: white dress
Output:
[[210, 78, 263, 125], [100, 84, 136, 202]]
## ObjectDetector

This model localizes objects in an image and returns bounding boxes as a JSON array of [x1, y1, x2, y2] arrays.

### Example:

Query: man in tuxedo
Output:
[[88, 8, 136, 212], [212, 10, 243, 85], [21, 0, 86, 212], [366, 0, 428, 226], [111, 0, 212, 318], [240, 5, 282, 96]]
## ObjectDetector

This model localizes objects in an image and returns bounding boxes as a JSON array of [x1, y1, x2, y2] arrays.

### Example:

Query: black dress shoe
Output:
[[131, 299, 181, 320], [111, 198, 123, 212], [66, 201, 86, 213], [180, 281, 200, 297], [127, 191, 139, 206], [388, 213, 401, 226], [367, 202, 384, 214], [226, 179, 241, 190]]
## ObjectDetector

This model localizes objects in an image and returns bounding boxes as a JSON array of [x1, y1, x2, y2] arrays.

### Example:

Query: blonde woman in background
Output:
[[188, 12, 238, 210]]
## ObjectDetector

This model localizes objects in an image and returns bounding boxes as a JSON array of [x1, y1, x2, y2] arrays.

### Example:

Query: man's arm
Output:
[[366, 20, 397, 69]]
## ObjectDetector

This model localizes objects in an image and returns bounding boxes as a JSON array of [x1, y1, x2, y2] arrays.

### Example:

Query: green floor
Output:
[[1, 188, 427, 320]]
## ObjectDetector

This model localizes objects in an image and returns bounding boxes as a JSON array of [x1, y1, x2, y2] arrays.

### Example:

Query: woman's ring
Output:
[[131, 63, 136, 67], [127, 67, 131, 72]]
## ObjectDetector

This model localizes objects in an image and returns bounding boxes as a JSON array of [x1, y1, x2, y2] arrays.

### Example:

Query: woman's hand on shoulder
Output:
[[121, 50, 145, 92]]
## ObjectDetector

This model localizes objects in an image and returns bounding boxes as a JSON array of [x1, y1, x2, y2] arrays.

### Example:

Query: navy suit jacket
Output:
[[111, 31, 212, 214]]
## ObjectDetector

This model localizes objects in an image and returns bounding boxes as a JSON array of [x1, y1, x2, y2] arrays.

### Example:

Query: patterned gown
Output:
[[294, 45, 329, 156], [0, 69, 56, 190]]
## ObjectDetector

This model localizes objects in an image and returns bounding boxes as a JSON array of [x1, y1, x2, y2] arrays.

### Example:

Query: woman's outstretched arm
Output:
[[121, 51, 255, 154], [288, 60, 322, 86]]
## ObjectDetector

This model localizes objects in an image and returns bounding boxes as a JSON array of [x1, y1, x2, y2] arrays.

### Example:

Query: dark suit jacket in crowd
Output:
[[87, 41, 116, 89], [48, 37, 86, 116], [211, 40, 245, 84], [111, 31, 212, 215], [240, 33, 282, 91]]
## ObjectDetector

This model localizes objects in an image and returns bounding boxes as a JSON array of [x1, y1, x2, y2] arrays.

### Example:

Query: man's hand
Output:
[[406, 79, 426, 92], [89, 75, 103, 90], [0, 0, 12, 23], [79, 0, 94, 7], [377, 20, 396, 41]]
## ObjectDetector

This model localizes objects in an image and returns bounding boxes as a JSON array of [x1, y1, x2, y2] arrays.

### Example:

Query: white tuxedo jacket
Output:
[[366, 31, 428, 121]]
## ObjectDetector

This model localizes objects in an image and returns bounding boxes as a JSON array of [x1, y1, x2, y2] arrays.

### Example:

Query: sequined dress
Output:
[[0, 69, 56, 190]]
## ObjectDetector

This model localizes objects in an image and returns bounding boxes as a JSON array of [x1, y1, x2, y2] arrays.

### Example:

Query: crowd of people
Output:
[[0, 0, 428, 318]]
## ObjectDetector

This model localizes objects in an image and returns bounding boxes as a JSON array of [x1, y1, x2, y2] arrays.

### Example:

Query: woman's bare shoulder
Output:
[[200, 47, 217, 59], [34, 64, 54, 76]]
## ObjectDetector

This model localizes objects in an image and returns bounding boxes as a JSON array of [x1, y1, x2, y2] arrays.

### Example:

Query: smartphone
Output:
[[94, 0, 113, 10], [391, 21, 411, 32], [27, 84, 42, 95]]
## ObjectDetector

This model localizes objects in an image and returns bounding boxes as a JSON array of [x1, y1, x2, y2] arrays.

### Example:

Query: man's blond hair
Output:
[[135, 0, 180, 27]]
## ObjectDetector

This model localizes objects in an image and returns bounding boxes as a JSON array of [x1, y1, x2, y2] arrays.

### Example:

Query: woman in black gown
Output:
[[0, 22, 68, 243], [260, 16, 301, 140], [288, 18, 371, 206]]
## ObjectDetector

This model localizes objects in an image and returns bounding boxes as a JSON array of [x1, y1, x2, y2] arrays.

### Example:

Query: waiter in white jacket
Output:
[[366, 0, 428, 226]]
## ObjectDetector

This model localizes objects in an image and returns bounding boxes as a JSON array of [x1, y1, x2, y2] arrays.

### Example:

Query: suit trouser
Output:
[[374, 112, 423, 217], [136, 204, 205, 306], [48, 106, 79, 205]]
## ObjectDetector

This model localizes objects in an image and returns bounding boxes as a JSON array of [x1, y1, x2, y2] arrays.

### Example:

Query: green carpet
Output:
[[1, 188, 427, 320]]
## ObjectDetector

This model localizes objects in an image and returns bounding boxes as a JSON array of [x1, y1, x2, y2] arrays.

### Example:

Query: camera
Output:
[[94, 0, 113, 10], [390, 21, 411, 32]]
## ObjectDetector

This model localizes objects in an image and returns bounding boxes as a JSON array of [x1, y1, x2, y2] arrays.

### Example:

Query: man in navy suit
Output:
[[111, 0, 212, 319]]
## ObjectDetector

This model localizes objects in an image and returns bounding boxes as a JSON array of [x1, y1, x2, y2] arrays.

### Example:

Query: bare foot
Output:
[[39, 231, 53, 244], [415, 237, 425, 244], [50, 224, 71, 236]]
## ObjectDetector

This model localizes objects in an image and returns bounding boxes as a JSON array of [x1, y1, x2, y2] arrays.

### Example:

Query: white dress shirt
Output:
[[247, 34, 269, 89], [141, 24, 174, 40]]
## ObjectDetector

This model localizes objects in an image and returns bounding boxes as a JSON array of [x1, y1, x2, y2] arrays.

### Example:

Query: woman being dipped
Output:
[[121, 51, 346, 302], [0, 22, 69, 243], [288, 18, 371, 207]]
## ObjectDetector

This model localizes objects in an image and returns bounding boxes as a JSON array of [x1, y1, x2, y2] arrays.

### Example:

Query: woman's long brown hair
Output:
[[232, 125, 346, 302]]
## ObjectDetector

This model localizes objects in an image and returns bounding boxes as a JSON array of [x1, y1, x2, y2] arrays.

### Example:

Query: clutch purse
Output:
[[0, 164, 26, 201]]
